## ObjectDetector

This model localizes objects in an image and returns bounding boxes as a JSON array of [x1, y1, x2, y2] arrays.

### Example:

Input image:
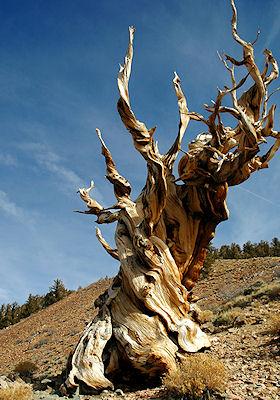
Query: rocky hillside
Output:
[[194, 257, 280, 400], [0, 258, 279, 399], [0, 277, 112, 379]]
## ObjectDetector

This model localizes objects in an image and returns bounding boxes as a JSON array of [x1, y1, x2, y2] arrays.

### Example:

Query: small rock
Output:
[[0, 376, 12, 389], [41, 378, 52, 384], [115, 388, 124, 396], [235, 316, 245, 327]]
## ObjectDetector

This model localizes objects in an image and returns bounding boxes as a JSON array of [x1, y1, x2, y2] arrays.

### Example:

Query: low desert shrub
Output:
[[163, 353, 228, 399], [31, 338, 49, 349], [266, 313, 280, 336], [243, 281, 263, 295], [229, 295, 252, 309], [213, 308, 243, 327], [220, 281, 280, 313], [252, 281, 280, 301], [0, 382, 33, 400], [197, 309, 214, 324], [14, 361, 37, 378]]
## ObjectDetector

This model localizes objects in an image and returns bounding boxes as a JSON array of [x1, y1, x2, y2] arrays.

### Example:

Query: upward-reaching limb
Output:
[[117, 26, 167, 233], [163, 72, 190, 169]]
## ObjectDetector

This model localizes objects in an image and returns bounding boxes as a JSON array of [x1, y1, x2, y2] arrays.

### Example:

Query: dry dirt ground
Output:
[[0, 258, 279, 399]]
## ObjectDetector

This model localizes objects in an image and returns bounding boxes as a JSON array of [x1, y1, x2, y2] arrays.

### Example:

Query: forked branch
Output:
[[77, 181, 103, 214], [65, 1, 280, 395], [77, 181, 119, 223]]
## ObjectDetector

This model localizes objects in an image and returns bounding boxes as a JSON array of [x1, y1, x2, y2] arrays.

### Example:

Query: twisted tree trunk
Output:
[[62, 0, 280, 393]]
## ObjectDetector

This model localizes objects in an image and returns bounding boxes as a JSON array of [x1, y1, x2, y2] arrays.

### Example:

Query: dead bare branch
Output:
[[96, 128, 131, 200], [77, 181, 103, 214], [164, 72, 190, 169], [96, 227, 119, 260], [65, 1, 280, 394]]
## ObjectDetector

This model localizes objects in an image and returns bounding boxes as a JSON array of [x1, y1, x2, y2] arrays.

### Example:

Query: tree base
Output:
[[61, 279, 210, 395]]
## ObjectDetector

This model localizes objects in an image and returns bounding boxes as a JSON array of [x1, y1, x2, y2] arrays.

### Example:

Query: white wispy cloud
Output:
[[19, 142, 84, 191], [19, 141, 105, 203], [217, 183, 280, 246], [239, 187, 280, 208], [0, 153, 17, 167], [0, 190, 35, 225], [264, 1, 280, 48]]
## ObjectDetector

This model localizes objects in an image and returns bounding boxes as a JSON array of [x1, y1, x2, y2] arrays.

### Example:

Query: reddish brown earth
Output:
[[0, 278, 112, 378], [0, 258, 279, 399]]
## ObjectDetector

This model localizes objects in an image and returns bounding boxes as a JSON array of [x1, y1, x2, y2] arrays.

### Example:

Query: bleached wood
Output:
[[62, 0, 280, 394]]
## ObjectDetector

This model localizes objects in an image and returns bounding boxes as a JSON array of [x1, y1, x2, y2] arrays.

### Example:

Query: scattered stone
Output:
[[0, 375, 12, 389], [41, 378, 52, 384]]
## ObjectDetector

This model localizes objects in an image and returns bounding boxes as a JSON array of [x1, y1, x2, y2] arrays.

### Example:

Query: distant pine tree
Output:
[[0, 304, 7, 328], [201, 243, 218, 278], [255, 240, 270, 257], [217, 238, 280, 259], [11, 302, 20, 324], [271, 237, 280, 256], [4, 304, 13, 327], [242, 241, 256, 258], [218, 244, 231, 259], [0, 278, 72, 330], [22, 294, 44, 318], [44, 279, 70, 306]]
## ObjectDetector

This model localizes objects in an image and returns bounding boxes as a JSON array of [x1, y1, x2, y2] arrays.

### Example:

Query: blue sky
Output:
[[0, 0, 280, 304]]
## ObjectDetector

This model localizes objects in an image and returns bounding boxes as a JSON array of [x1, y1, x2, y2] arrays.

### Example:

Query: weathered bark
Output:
[[62, 0, 280, 393]]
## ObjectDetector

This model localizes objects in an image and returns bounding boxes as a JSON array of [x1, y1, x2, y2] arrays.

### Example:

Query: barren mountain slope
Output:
[[0, 277, 112, 378], [193, 257, 280, 400], [0, 258, 279, 400], [194, 257, 280, 309]]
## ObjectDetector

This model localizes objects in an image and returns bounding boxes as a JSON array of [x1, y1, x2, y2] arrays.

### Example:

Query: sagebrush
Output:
[[163, 353, 228, 399], [14, 361, 37, 377], [266, 313, 280, 336], [197, 309, 214, 324], [213, 308, 243, 327], [0, 382, 33, 400]]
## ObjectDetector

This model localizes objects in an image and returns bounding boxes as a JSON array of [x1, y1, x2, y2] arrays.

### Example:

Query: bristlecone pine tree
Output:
[[62, 0, 280, 393]]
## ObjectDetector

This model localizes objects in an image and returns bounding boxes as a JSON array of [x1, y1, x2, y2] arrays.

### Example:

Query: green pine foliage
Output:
[[0, 279, 72, 330], [1, 237, 279, 329], [44, 279, 70, 306], [217, 238, 280, 259], [201, 237, 280, 278]]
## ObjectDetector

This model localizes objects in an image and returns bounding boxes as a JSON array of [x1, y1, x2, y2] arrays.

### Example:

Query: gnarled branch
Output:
[[96, 128, 131, 201], [96, 227, 119, 260], [64, 0, 280, 395], [163, 72, 190, 169], [117, 26, 167, 233]]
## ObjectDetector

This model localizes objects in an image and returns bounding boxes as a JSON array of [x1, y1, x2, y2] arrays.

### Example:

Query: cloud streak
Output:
[[264, 1, 280, 48], [239, 187, 280, 208], [0, 190, 35, 225], [0, 153, 17, 167], [19, 142, 84, 191]]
